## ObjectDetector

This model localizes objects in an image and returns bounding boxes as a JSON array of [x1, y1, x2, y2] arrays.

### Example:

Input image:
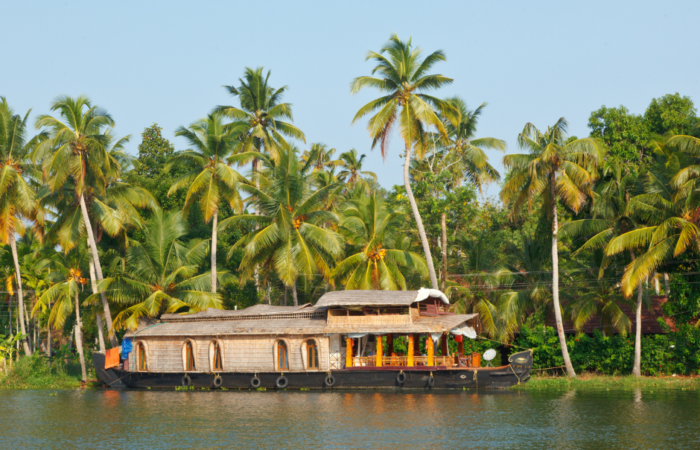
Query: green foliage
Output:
[[588, 105, 650, 162], [644, 93, 699, 136], [663, 275, 700, 325], [513, 325, 700, 376], [0, 351, 85, 389]]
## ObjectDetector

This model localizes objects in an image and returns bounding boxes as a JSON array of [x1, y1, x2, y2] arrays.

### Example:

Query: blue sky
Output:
[[2, 0, 699, 198]]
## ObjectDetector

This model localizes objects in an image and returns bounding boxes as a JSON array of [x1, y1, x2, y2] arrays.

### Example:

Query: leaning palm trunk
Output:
[[9, 233, 31, 356], [404, 143, 439, 290], [211, 210, 218, 293], [79, 194, 117, 348], [633, 284, 643, 377], [74, 291, 87, 384], [89, 261, 106, 353], [550, 173, 576, 378], [441, 213, 447, 292]]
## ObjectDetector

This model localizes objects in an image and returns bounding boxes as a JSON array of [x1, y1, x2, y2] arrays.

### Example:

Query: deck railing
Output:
[[351, 355, 457, 367]]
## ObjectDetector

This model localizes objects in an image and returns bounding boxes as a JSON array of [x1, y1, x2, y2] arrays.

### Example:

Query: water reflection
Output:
[[1, 389, 700, 449]]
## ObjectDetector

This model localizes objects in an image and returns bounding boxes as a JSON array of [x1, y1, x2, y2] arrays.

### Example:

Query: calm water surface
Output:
[[1, 388, 699, 449]]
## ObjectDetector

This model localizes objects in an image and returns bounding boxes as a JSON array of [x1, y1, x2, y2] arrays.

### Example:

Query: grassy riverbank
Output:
[[513, 373, 700, 390], [0, 355, 92, 389]]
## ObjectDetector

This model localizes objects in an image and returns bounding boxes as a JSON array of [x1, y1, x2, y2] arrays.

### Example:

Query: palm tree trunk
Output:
[[9, 233, 31, 356], [441, 213, 447, 292], [550, 173, 576, 378], [629, 250, 643, 377], [79, 193, 117, 348], [89, 260, 106, 353], [74, 291, 87, 384], [253, 159, 260, 296], [46, 306, 51, 357], [291, 283, 298, 306], [211, 210, 218, 293], [403, 143, 439, 289], [663, 273, 669, 294]]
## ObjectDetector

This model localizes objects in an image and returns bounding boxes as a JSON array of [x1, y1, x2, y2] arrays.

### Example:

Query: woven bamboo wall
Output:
[[327, 315, 412, 326], [133, 334, 330, 373]]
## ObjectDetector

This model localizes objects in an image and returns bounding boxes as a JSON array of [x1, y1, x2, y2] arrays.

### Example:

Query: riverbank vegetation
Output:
[[514, 373, 700, 391], [2, 34, 700, 383]]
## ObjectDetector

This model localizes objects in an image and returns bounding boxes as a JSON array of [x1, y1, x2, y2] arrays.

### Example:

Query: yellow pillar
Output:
[[346, 337, 353, 368], [407, 334, 415, 367], [427, 335, 434, 366], [376, 335, 383, 367]]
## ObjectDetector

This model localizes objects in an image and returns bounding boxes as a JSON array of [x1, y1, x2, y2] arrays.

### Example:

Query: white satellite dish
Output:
[[483, 349, 497, 367]]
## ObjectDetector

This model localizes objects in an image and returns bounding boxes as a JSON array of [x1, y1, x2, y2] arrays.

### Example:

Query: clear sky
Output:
[[2, 0, 699, 198]]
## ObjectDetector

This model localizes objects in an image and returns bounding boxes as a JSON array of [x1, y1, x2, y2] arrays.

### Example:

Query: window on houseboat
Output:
[[307, 341, 319, 369], [185, 341, 196, 371], [278, 341, 289, 371], [137, 343, 147, 371], [213, 341, 223, 371]]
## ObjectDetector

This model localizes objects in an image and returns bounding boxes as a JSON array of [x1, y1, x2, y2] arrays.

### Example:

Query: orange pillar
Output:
[[427, 336, 434, 366], [376, 336, 383, 367], [441, 333, 449, 356], [407, 334, 415, 367], [346, 337, 353, 368]]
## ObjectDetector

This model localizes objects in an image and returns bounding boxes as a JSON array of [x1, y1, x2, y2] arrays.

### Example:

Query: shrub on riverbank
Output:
[[0, 354, 87, 389], [512, 324, 700, 376]]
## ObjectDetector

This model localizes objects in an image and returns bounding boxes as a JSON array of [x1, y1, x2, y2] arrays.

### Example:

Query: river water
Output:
[[1, 388, 699, 449]]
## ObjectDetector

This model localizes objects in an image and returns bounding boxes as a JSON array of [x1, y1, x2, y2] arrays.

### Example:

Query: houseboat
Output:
[[93, 289, 532, 389]]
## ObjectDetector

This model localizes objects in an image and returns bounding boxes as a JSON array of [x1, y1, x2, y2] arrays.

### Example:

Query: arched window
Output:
[[137, 342, 148, 371], [184, 340, 197, 371], [307, 340, 319, 370], [209, 339, 224, 372], [277, 341, 289, 371]]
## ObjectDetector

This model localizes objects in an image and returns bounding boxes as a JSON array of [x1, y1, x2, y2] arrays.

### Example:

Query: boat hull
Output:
[[93, 350, 532, 390]]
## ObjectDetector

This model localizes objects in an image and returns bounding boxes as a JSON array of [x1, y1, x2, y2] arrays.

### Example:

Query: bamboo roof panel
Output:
[[316, 290, 420, 307]]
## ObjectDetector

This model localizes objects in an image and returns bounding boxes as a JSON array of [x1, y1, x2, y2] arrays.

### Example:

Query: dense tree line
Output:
[[2, 34, 700, 380]]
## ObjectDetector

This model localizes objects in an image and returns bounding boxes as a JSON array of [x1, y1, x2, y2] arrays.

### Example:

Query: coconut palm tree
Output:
[[34, 95, 121, 347], [0, 97, 47, 356], [336, 149, 378, 193], [501, 118, 605, 377], [167, 113, 246, 293], [36, 128, 155, 350], [224, 148, 343, 305], [302, 143, 341, 172], [332, 193, 427, 290], [351, 34, 456, 290], [35, 242, 91, 382], [98, 208, 224, 331], [215, 67, 306, 163]]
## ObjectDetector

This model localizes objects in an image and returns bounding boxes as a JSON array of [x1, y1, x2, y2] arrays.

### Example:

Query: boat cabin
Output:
[[122, 289, 480, 374]]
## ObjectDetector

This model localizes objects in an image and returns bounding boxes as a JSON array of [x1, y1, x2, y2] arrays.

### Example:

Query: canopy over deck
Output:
[[316, 288, 449, 307]]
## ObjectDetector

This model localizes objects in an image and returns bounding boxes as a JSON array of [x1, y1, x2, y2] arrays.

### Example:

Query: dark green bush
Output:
[[512, 324, 700, 376]]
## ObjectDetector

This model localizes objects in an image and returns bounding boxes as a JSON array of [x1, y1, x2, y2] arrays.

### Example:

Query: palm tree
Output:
[[412, 98, 505, 290], [302, 143, 341, 172], [216, 67, 306, 163], [351, 34, 456, 290], [167, 112, 246, 293], [36, 126, 155, 350], [224, 148, 343, 305], [35, 243, 91, 382], [0, 97, 47, 356], [560, 158, 645, 374], [337, 149, 378, 193], [99, 209, 224, 331], [501, 118, 605, 377], [333, 193, 427, 289], [34, 95, 120, 347]]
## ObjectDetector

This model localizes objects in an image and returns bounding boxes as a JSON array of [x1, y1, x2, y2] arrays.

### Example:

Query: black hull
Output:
[[94, 350, 532, 390]]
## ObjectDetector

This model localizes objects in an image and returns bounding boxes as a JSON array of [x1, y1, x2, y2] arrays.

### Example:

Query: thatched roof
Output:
[[316, 289, 449, 307], [160, 303, 319, 322], [125, 313, 477, 338]]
